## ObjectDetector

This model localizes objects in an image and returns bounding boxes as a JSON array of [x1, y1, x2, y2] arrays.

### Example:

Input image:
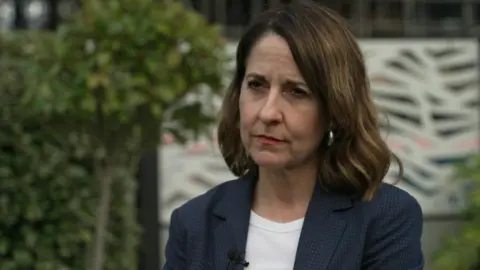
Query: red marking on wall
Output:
[[415, 137, 431, 149], [162, 133, 175, 145], [388, 141, 405, 152], [457, 138, 480, 149], [187, 142, 207, 154]]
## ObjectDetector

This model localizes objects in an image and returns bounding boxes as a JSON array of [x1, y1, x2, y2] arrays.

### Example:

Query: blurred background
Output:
[[0, 0, 479, 269]]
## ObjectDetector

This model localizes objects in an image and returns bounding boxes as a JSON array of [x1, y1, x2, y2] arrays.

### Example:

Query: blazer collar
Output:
[[293, 184, 352, 269], [211, 170, 257, 269], [211, 170, 353, 270]]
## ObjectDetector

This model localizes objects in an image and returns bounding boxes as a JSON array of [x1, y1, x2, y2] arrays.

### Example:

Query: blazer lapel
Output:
[[211, 170, 257, 270], [293, 185, 353, 270]]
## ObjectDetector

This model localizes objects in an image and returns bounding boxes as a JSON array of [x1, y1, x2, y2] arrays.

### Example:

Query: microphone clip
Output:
[[227, 249, 249, 269]]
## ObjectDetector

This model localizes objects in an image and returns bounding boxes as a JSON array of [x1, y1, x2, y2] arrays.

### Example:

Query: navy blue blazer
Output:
[[163, 171, 424, 270]]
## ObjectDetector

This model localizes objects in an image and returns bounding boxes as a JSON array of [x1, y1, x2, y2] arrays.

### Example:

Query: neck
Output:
[[252, 162, 318, 222]]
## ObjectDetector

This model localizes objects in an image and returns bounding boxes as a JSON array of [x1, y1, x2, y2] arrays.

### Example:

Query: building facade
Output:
[[182, 0, 480, 38]]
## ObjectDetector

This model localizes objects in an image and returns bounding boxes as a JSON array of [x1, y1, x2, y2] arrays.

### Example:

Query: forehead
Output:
[[245, 34, 303, 79]]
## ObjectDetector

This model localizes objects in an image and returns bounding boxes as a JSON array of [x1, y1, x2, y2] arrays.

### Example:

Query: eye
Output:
[[290, 88, 308, 97], [247, 80, 263, 90]]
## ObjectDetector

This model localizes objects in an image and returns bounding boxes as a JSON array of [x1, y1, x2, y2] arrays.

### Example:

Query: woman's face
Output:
[[239, 34, 325, 170]]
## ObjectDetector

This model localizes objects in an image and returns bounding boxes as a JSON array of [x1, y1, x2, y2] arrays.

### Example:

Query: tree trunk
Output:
[[90, 165, 114, 270]]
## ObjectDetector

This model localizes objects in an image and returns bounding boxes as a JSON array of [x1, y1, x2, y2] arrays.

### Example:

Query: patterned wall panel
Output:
[[363, 39, 479, 215], [159, 39, 479, 232]]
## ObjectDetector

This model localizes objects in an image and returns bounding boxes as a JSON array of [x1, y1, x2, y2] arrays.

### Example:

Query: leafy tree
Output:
[[431, 155, 480, 270], [1, 0, 228, 269]]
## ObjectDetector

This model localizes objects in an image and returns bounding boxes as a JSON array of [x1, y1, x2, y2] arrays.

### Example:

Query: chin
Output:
[[251, 152, 288, 168]]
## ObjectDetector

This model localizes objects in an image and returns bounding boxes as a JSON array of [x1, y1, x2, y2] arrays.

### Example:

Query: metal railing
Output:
[[181, 0, 480, 38]]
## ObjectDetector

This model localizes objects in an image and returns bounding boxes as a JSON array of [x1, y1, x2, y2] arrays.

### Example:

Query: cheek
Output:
[[239, 90, 253, 144], [310, 111, 324, 134], [239, 90, 256, 129], [291, 108, 324, 144]]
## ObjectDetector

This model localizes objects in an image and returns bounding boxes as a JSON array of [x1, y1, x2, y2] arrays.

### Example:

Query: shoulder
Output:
[[360, 182, 423, 234], [367, 183, 423, 218], [358, 184, 424, 268], [171, 178, 240, 223]]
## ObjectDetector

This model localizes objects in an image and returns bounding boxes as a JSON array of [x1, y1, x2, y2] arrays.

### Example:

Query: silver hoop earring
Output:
[[327, 130, 334, 146]]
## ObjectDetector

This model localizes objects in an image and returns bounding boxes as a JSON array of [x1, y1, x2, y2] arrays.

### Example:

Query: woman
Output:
[[163, 1, 424, 269]]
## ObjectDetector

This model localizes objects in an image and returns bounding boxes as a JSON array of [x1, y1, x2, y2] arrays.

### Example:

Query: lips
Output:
[[255, 135, 285, 145], [257, 135, 283, 142]]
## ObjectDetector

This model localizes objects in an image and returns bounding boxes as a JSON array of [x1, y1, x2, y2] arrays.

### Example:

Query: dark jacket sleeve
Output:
[[163, 208, 187, 270], [362, 192, 424, 270]]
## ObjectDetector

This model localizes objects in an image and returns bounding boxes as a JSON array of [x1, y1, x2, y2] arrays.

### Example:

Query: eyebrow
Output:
[[245, 72, 308, 88]]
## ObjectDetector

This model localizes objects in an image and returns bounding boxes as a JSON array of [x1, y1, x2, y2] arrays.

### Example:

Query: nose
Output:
[[258, 89, 283, 123]]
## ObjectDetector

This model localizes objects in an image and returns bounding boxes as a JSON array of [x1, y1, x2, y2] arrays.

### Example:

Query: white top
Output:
[[244, 211, 304, 269]]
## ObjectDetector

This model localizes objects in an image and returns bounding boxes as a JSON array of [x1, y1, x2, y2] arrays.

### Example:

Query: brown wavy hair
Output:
[[217, 0, 403, 200]]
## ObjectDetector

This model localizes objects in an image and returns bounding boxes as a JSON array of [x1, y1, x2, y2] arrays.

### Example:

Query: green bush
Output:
[[0, 0, 228, 268], [431, 155, 480, 270], [0, 32, 97, 270]]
